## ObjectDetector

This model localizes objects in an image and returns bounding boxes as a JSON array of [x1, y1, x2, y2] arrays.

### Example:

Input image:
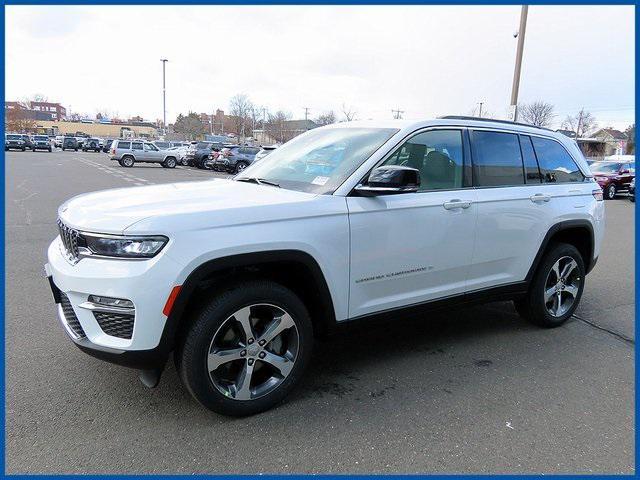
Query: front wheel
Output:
[[605, 183, 617, 200], [177, 280, 313, 416], [235, 161, 249, 174], [516, 242, 585, 328], [163, 157, 177, 168]]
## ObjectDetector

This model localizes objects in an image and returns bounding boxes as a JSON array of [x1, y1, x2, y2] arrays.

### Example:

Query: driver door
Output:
[[143, 143, 162, 161], [347, 129, 477, 318]]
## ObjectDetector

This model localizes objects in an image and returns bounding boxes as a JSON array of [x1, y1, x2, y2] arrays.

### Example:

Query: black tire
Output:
[[163, 157, 177, 169], [177, 280, 313, 416], [121, 155, 134, 167], [48, 147, 52, 152], [62, 148, 65, 151], [516, 242, 585, 328], [74, 148, 78, 152], [630, 194, 635, 203], [235, 161, 249, 174], [605, 183, 617, 200]]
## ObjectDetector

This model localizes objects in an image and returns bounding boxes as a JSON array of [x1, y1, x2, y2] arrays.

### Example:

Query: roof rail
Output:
[[438, 115, 554, 132]]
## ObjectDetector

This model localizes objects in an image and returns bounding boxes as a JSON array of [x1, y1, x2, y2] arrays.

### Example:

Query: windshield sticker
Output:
[[311, 176, 330, 186]]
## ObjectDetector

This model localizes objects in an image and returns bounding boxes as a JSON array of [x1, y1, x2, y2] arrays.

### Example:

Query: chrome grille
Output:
[[93, 312, 134, 339], [57, 219, 80, 263], [60, 293, 86, 338]]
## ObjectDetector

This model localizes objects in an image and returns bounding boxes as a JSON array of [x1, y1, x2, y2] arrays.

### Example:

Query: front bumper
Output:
[[34, 143, 51, 150], [46, 236, 183, 368]]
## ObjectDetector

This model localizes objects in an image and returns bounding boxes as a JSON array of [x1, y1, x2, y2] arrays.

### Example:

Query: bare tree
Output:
[[30, 93, 48, 103], [5, 100, 35, 132], [315, 111, 337, 126], [265, 110, 292, 143], [519, 101, 555, 127], [562, 109, 597, 138], [341, 103, 357, 122], [229, 94, 254, 140]]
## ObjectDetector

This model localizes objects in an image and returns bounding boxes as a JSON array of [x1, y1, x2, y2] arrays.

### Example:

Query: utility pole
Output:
[[477, 102, 484, 118], [391, 108, 404, 119], [160, 59, 168, 133], [575, 109, 584, 139], [509, 5, 528, 121], [303, 107, 311, 130]]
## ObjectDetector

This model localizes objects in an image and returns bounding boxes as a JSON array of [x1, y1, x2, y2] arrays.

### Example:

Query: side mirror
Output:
[[355, 165, 420, 197]]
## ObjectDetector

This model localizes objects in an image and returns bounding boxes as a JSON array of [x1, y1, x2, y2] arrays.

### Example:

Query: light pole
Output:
[[509, 5, 528, 121], [160, 58, 168, 133]]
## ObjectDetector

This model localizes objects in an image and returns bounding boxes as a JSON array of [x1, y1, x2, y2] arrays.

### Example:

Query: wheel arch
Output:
[[526, 220, 596, 281], [161, 250, 337, 354]]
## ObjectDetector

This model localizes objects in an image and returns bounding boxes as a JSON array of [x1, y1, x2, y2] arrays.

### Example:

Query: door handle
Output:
[[530, 193, 551, 203], [443, 199, 472, 210]]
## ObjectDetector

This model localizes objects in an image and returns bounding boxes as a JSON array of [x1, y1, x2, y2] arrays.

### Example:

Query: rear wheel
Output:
[[121, 156, 134, 167], [516, 243, 585, 328], [235, 161, 249, 174], [605, 183, 617, 200], [177, 280, 313, 416]]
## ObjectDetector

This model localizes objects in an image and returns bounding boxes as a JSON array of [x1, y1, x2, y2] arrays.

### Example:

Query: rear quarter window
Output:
[[531, 137, 585, 183], [117, 141, 131, 149]]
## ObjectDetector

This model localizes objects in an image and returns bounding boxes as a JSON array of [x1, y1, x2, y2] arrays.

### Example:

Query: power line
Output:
[[391, 108, 404, 119]]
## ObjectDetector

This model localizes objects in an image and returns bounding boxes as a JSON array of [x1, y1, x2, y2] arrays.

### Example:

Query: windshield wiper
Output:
[[236, 177, 280, 188]]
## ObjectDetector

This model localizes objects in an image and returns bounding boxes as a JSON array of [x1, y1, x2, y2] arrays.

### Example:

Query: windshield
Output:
[[34, 136, 48, 141], [7, 135, 21, 140], [196, 142, 212, 149], [235, 127, 398, 193], [591, 162, 623, 173]]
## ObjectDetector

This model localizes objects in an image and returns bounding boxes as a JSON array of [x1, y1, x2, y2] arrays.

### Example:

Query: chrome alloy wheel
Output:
[[544, 255, 581, 317], [207, 304, 299, 401]]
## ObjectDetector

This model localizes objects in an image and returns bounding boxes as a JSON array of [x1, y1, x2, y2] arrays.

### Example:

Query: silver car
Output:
[[110, 139, 179, 168]]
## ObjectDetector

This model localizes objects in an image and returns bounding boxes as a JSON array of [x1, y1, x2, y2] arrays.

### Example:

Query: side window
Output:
[[144, 143, 158, 151], [383, 130, 464, 191], [472, 131, 524, 187], [131, 142, 143, 151], [519, 135, 542, 183], [531, 137, 585, 183], [118, 141, 131, 149]]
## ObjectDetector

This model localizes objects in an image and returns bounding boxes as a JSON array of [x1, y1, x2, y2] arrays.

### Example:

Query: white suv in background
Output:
[[46, 117, 604, 416]]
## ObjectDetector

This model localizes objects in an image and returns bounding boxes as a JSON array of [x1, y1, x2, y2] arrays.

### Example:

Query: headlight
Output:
[[81, 235, 168, 258]]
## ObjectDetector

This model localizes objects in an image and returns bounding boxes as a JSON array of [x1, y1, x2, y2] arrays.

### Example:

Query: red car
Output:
[[590, 160, 635, 200]]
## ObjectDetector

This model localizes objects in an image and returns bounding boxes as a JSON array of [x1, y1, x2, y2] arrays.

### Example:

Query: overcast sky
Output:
[[6, 5, 635, 130]]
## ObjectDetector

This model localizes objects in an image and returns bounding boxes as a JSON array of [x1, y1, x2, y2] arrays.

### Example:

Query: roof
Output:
[[591, 128, 627, 140]]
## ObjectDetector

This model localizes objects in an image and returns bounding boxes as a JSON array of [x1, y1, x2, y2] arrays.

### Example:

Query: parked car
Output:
[[5, 133, 27, 151], [76, 137, 86, 149], [208, 145, 260, 173], [82, 138, 102, 152], [102, 139, 114, 153], [629, 177, 635, 202], [62, 137, 79, 151], [32, 135, 53, 152], [153, 141, 172, 150], [109, 139, 178, 168], [47, 117, 604, 416], [167, 145, 190, 165], [187, 141, 222, 168], [54, 135, 64, 148], [589, 160, 635, 200], [254, 145, 278, 163]]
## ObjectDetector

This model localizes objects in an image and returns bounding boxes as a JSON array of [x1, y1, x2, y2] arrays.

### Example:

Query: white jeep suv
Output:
[[46, 117, 605, 416]]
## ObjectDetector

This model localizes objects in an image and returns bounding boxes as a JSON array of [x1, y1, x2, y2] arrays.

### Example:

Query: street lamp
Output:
[[160, 58, 168, 132]]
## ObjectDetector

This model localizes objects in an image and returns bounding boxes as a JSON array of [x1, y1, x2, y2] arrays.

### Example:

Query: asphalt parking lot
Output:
[[5, 150, 635, 474]]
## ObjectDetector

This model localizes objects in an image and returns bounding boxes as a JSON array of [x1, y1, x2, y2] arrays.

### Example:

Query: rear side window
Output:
[[131, 142, 143, 150], [519, 135, 542, 183], [117, 141, 131, 149], [531, 137, 584, 183], [472, 131, 524, 186]]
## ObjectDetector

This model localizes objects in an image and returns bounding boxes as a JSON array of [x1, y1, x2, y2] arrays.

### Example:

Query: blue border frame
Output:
[[0, 1, 636, 476]]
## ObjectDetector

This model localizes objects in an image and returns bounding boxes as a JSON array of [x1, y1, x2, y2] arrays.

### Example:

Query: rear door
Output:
[[347, 128, 478, 318], [131, 141, 144, 160]]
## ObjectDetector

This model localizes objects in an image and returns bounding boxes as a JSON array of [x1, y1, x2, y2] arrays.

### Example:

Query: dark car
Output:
[[209, 145, 260, 173], [82, 138, 102, 152], [62, 136, 79, 151], [590, 161, 635, 200], [5, 134, 29, 151], [32, 135, 52, 152], [187, 141, 222, 169], [629, 177, 635, 202], [102, 139, 113, 153]]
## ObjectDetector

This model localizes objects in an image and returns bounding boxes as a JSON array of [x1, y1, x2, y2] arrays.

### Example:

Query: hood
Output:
[[58, 178, 319, 234]]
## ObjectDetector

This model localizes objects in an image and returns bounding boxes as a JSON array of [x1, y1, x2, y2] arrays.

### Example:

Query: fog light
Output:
[[88, 295, 133, 309]]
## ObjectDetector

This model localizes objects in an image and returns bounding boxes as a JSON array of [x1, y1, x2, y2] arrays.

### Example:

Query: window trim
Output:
[[348, 126, 472, 196], [518, 134, 542, 184]]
